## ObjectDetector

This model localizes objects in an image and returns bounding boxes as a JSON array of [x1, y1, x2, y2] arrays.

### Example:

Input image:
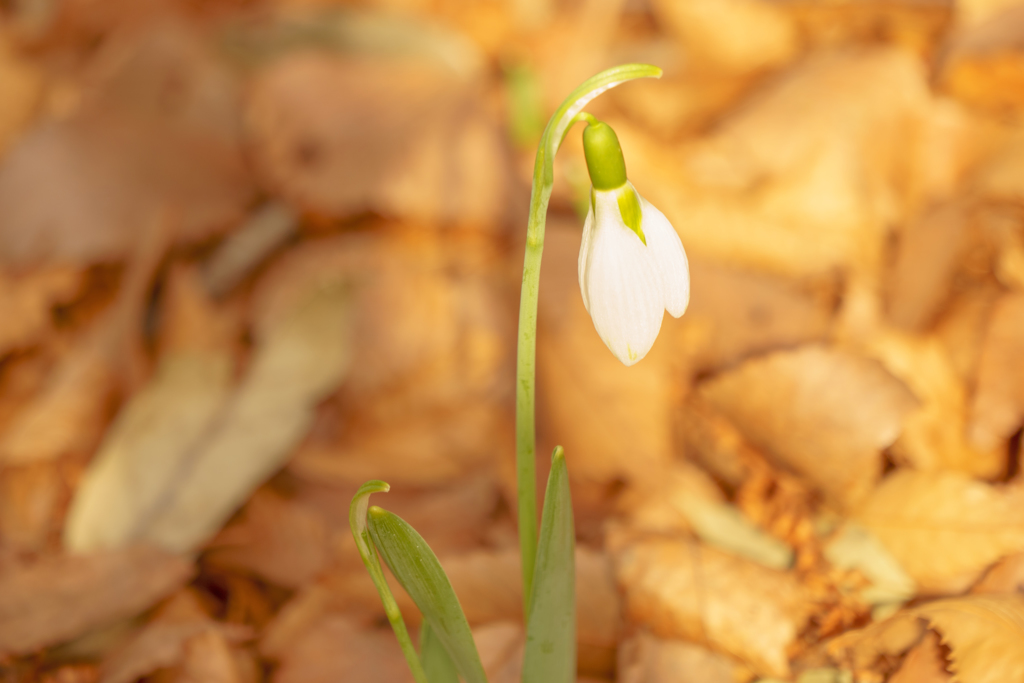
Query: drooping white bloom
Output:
[[578, 182, 690, 366]]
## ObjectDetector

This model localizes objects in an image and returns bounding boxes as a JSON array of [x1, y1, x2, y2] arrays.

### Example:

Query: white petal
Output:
[[578, 200, 595, 312], [638, 190, 690, 318], [581, 191, 664, 366]]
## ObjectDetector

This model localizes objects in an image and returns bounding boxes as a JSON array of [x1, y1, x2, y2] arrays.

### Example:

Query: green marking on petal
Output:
[[617, 186, 645, 245]]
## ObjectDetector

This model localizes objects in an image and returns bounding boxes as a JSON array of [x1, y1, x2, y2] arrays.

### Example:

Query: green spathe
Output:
[[582, 121, 627, 191]]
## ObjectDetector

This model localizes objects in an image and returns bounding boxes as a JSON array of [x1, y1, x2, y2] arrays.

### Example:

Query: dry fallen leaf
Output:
[[680, 257, 832, 372], [0, 36, 43, 156], [247, 53, 505, 228], [856, 470, 1024, 593], [281, 229, 513, 488], [699, 345, 917, 507], [201, 202, 298, 298], [940, 5, 1024, 113], [825, 608, 924, 676], [867, 331, 1002, 478], [969, 292, 1024, 452], [650, 0, 799, 73], [0, 107, 251, 266], [0, 545, 192, 655], [620, 461, 793, 570], [101, 606, 250, 683], [63, 351, 232, 552], [618, 631, 742, 683], [0, 266, 83, 358], [0, 21, 253, 266], [473, 621, 523, 683], [0, 461, 65, 555], [66, 265, 352, 554], [780, 0, 952, 56], [886, 201, 972, 332], [824, 523, 916, 607], [0, 216, 169, 467], [174, 628, 250, 683], [889, 630, 951, 683], [140, 279, 353, 553], [204, 488, 333, 590], [270, 615, 413, 683], [650, 48, 935, 278], [917, 594, 1024, 683], [0, 338, 116, 466], [615, 536, 812, 678], [64, 265, 234, 553], [972, 552, 1024, 594]]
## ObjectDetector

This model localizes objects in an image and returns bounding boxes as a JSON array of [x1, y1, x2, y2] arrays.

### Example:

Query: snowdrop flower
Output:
[[577, 118, 690, 366]]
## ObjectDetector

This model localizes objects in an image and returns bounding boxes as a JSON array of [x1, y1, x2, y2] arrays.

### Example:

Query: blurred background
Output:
[[1, 0, 1024, 681]]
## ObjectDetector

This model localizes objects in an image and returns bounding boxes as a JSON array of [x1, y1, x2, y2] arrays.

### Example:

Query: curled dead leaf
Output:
[[614, 536, 812, 678], [699, 346, 917, 508]]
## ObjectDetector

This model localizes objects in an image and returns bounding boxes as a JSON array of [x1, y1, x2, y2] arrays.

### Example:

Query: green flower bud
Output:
[[582, 120, 628, 191]]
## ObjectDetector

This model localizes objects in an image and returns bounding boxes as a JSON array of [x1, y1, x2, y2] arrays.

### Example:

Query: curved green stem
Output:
[[349, 480, 429, 683], [515, 64, 661, 620]]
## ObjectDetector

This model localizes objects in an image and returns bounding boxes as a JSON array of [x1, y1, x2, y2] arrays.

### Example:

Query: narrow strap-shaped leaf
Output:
[[522, 446, 576, 683], [420, 621, 460, 683], [368, 505, 488, 683], [349, 481, 429, 683]]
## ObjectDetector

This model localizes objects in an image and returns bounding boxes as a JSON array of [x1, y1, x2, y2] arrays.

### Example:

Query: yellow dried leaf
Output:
[[615, 537, 812, 678], [0, 266, 83, 358], [889, 631, 951, 683], [941, 6, 1024, 113], [0, 341, 115, 465], [699, 346, 917, 507], [64, 352, 232, 552], [657, 48, 933, 277], [886, 202, 971, 332], [824, 523, 916, 606], [141, 281, 353, 552], [972, 552, 1024, 594], [650, 0, 798, 73], [856, 470, 1024, 593], [867, 331, 1002, 478], [969, 293, 1024, 452], [917, 595, 1024, 683]]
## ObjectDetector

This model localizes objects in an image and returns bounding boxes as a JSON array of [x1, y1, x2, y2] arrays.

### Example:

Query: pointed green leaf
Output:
[[420, 621, 459, 683], [522, 446, 576, 683], [368, 506, 488, 683], [349, 481, 429, 683]]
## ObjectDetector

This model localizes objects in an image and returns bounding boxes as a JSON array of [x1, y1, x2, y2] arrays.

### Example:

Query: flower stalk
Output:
[[514, 64, 662, 619]]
